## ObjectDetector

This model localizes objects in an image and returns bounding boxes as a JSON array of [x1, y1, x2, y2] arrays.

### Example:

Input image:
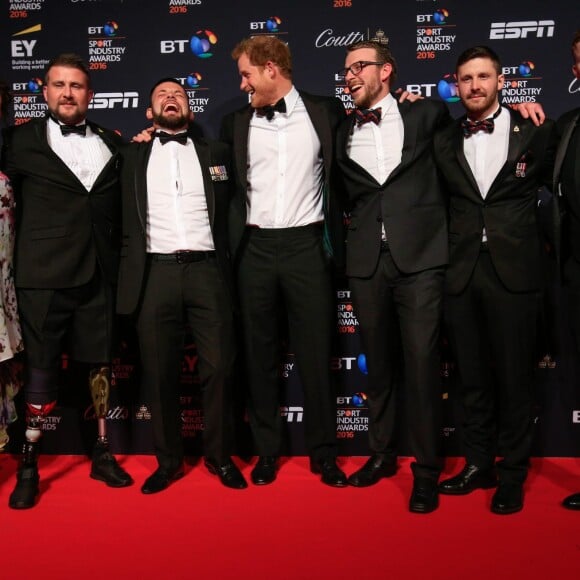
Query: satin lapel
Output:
[[233, 108, 252, 190], [194, 140, 216, 228], [387, 101, 417, 183], [302, 93, 333, 179], [485, 114, 526, 199], [453, 123, 481, 197], [88, 122, 121, 190], [134, 142, 153, 234], [35, 119, 88, 190], [553, 111, 580, 192], [338, 115, 380, 185]]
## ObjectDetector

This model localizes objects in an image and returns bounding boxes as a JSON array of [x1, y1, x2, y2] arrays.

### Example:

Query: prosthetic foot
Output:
[[9, 442, 40, 509], [88, 366, 133, 487]]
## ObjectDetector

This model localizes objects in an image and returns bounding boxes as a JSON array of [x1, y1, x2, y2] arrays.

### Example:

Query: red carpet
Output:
[[1, 455, 579, 579]]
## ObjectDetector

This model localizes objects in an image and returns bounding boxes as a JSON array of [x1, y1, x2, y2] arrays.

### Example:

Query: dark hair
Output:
[[149, 77, 184, 97], [456, 45, 502, 75], [346, 40, 398, 85], [232, 36, 292, 79], [0, 79, 12, 119], [572, 30, 580, 58], [45, 53, 91, 87]]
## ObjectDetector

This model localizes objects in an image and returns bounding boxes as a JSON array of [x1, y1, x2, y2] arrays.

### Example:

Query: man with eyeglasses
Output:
[[336, 41, 545, 514], [335, 40, 452, 513]]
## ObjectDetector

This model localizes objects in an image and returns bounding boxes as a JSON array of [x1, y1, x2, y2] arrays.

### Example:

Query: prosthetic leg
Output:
[[9, 400, 56, 509], [88, 365, 133, 487]]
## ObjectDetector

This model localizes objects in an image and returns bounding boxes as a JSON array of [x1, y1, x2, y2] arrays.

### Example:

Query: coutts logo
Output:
[[84, 405, 129, 421], [315, 28, 365, 47]]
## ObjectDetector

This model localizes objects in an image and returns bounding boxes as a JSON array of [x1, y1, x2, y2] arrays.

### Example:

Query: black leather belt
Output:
[[148, 251, 215, 263]]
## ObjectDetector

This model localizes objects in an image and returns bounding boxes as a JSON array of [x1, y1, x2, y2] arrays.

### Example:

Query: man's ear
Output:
[[146, 107, 153, 121]]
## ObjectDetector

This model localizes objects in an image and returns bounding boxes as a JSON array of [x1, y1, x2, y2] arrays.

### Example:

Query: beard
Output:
[[49, 103, 86, 126], [152, 110, 189, 131]]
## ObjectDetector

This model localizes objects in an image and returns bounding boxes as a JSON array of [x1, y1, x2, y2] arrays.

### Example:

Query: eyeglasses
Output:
[[338, 61, 385, 77]]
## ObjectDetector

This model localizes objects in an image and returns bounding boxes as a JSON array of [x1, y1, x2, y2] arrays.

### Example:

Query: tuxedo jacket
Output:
[[434, 108, 558, 295], [554, 108, 580, 267], [2, 116, 122, 289], [220, 90, 347, 268], [116, 133, 234, 316], [336, 98, 452, 279]]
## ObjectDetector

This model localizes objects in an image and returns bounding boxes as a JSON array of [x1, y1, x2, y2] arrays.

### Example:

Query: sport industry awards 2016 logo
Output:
[[11, 76, 47, 124], [416, 8, 457, 60], [87, 20, 127, 70], [501, 61, 543, 103]]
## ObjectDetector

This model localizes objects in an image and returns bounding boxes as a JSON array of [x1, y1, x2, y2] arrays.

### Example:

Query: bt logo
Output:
[[28, 78, 43, 93], [437, 73, 459, 103], [190, 29, 217, 58], [250, 16, 282, 32], [88, 21, 119, 35], [161, 30, 217, 57], [417, 8, 449, 24], [187, 72, 202, 88]]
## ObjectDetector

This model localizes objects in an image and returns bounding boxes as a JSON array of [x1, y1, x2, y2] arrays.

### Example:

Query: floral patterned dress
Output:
[[0, 171, 23, 449]]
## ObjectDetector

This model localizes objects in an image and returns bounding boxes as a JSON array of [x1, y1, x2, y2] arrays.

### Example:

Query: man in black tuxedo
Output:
[[336, 40, 451, 513], [554, 30, 580, 511], [2, 53, 132, 509], [435, 46, 557, 514], [117, 78, 246, 493], [220, 36, 347, 487]]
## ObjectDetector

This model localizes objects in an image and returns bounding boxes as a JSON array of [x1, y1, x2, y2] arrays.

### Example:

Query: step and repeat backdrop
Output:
[[1, 0, 579, 457]]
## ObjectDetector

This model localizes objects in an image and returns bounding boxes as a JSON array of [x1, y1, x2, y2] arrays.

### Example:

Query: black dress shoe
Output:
[[491, 483, 523, 515], [310, 457, 348, 487], [439, 464, 497, 495], [409, 478, 439, 514], [205, 458, 248, 489], [90, 441, 134, 488], [563, 492, 580, 510], [251, 456, 278, 485], [141, 467, 184, 494], [348, 455, 397, 487], [9, 464, 40, 510]]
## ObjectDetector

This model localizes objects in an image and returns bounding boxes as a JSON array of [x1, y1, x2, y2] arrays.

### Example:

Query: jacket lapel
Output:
[[233, 107, 251, 190], [338, 115, 381, 185], [453, 120, 481, 197], [194, 139, 216, 229], [553, 110, 580, 193], [134, 142, 152, 234], [301, 92, 333, 180], [485, 112, 526, 199]]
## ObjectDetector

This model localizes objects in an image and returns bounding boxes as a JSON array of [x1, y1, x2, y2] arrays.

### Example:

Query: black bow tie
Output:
[[60, 124, 87, 136], [256, 98, 286, 121], [461, 107, 502, 138], [157, 131, 188, 145], [355, 107, 382, 127]]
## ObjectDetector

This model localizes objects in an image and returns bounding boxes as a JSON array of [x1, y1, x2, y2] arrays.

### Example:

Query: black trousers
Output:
[[350, 248, 444, 481], [445, 250, 538, 485], [237, 224, 337, 461], [136, 255, 236, 472]]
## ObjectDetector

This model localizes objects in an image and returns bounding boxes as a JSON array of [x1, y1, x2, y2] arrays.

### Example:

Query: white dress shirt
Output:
[[146, 135, 214, 253], [463, 105, 510, 198], [347, 93, 404, 240], [47, 117, 112, 191], [246, 86, 324, 228], [346, 93, 404, 184], [463, 105, 510, 242]]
